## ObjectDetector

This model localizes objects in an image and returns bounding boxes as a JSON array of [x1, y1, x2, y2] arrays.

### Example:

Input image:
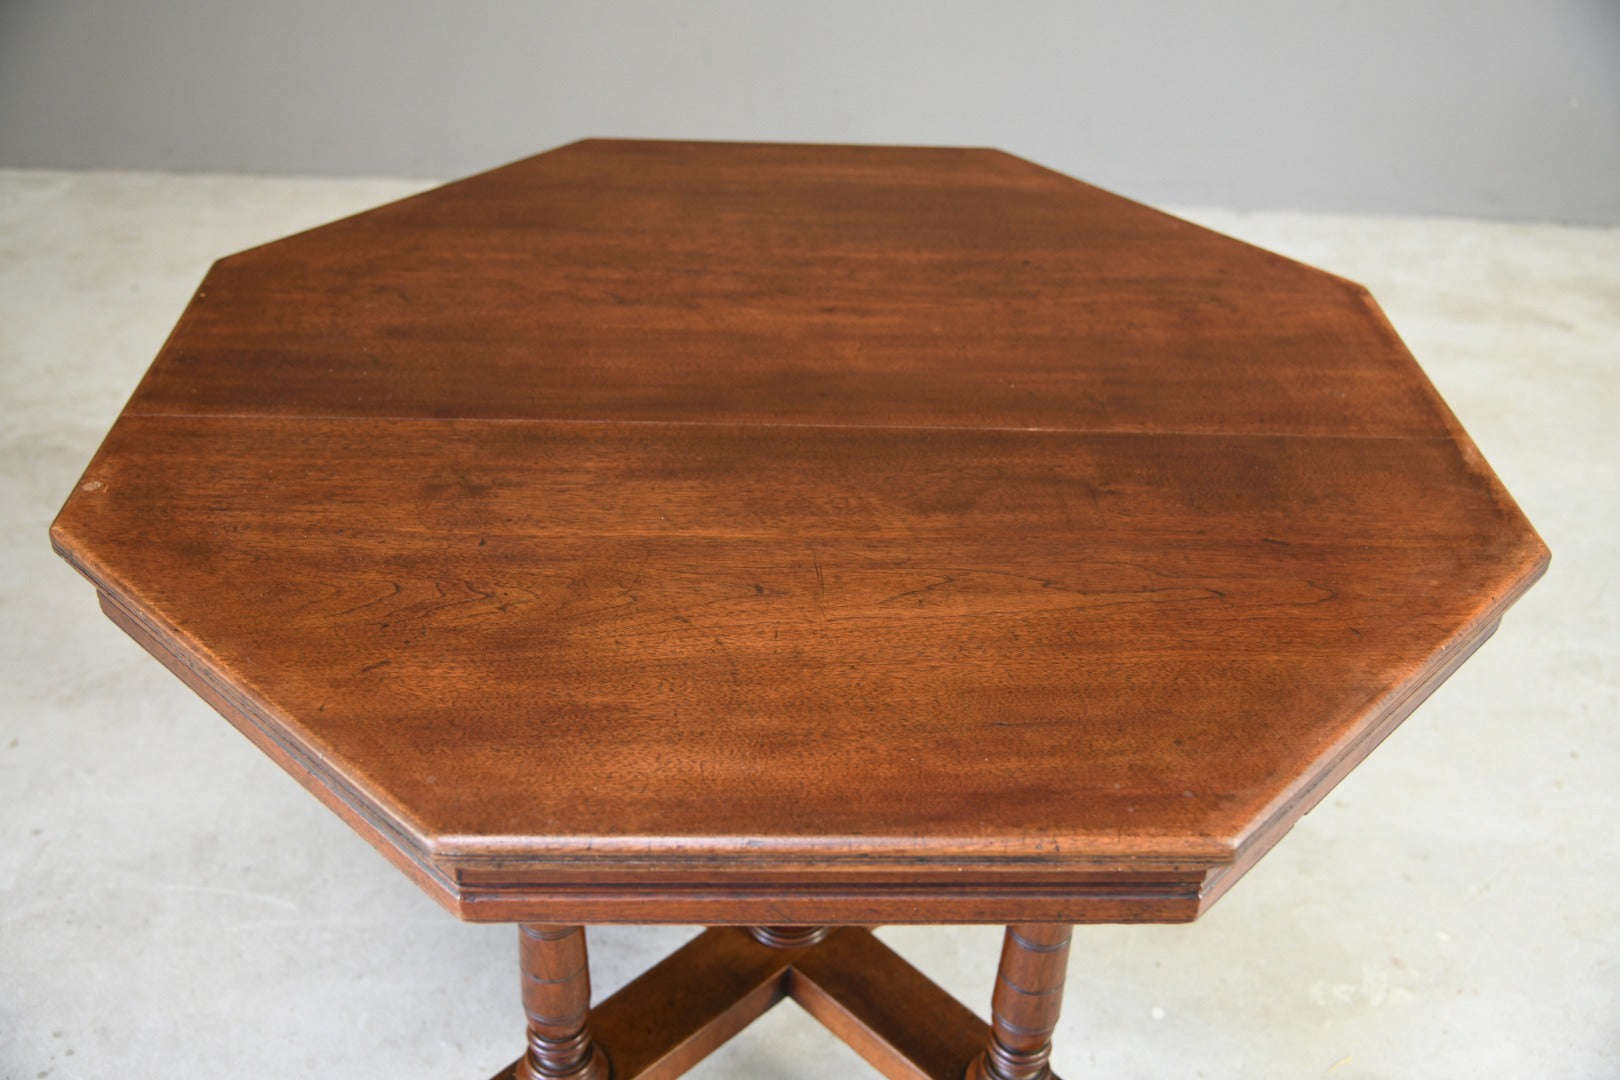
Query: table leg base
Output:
[[488, 926, 1064, 1080]]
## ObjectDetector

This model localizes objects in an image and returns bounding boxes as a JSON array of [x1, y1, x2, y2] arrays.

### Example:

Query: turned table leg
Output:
[[518, 925, 610, 1080], [747, 926, 830, 949], [969, 924, 1074, 1080]]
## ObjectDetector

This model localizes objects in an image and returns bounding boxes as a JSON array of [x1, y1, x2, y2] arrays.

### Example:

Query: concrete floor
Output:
[[1, 169, 1615, 1079]]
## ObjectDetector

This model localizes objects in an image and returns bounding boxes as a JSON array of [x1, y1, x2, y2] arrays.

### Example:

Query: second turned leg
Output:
[[518, 925, 610, 1080], [969, 923, 1074, 1080]]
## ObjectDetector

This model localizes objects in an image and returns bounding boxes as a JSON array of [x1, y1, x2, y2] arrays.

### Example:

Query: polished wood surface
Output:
[[51, 139, 1548, 924]]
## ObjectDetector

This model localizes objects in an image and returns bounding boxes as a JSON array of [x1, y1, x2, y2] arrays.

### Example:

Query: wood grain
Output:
[[125, 142, 1452, 439], [51, 139, 1549, 925]]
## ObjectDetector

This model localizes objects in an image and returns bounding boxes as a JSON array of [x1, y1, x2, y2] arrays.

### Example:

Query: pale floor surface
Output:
[[1, 169, 1616, 1079]]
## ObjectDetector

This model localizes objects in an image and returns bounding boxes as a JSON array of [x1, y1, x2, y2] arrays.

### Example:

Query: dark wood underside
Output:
[[490, 927, 1033, 1080]]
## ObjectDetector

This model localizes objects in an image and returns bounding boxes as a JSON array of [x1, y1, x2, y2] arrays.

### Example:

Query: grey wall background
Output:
[[2, 0, 1616, 223]]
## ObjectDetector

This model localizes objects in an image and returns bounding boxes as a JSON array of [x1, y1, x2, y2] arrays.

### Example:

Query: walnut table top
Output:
[[52, 139, 1548, 929]]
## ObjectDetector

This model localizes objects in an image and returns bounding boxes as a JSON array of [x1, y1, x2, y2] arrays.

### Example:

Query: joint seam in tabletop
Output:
[[111, 409, 1467, 441]]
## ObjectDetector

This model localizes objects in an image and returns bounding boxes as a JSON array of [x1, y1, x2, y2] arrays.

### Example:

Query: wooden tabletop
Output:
[[51, 140, 1547, 925]]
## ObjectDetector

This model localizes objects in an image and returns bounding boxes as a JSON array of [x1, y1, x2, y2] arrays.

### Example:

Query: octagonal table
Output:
[[52, 140, 1547, 1079]]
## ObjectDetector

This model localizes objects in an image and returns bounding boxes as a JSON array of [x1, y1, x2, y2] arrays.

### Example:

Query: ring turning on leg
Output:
[[518, 925, 610, 1080], [969, 924, 1074, 1080], [747, 926, 831, 949]]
